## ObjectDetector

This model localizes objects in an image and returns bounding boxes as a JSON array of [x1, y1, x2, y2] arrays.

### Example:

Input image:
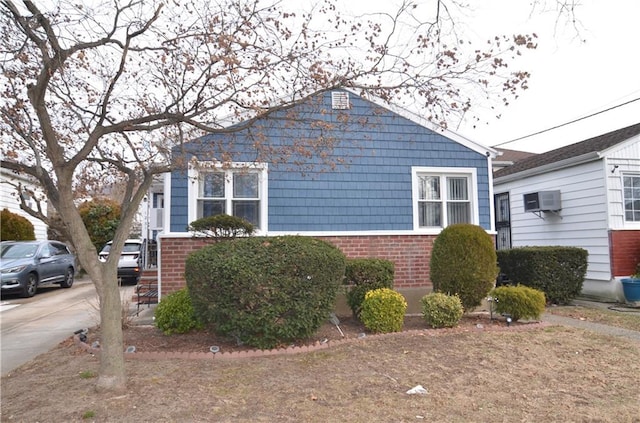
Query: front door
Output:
[[494, 192, 512, 250]]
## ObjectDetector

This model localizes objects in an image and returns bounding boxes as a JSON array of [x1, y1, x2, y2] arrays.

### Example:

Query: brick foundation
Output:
[[317, 235, 436, 288], [158, 234, 437, 297], [609, 230, 640, 276]]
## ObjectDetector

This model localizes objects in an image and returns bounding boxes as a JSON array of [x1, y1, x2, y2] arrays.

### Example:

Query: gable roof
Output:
[[494, 122, 640, 180], [185, 88, 499, 159], [494, 148, 537, 164]]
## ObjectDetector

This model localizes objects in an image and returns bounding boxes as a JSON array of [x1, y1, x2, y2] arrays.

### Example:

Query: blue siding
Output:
[[171, 91, 492, 232], [170, 169, 189, 232]]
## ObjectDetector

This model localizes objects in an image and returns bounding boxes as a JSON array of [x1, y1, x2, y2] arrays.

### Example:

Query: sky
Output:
[[337, 0, 640, 154], [445, 0, 640, 153]]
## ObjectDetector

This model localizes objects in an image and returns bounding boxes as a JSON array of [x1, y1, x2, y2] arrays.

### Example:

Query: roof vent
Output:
[[331, 92, 350, 110]]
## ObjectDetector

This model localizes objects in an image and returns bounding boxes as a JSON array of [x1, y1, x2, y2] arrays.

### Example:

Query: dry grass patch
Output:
[[2, 325, 639, 422], [546, 305, 640, 332]]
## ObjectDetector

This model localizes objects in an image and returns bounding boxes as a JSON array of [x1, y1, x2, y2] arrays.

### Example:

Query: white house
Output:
[[0, 168, 48, 240], [493, 123, 640, 302]]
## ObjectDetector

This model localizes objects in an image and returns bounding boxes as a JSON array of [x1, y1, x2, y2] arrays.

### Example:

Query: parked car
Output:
[[0, 240, 76, 297], [98, 239, 143, 284]]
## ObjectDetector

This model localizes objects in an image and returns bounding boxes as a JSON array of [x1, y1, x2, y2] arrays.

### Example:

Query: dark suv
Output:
[[0, 240, 76, 297]]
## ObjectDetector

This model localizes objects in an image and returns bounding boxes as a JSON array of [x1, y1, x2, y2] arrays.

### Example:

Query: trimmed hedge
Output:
[[154, 288, 203, 335], [497, 246, 588, 305], [345, 258, 395, 317], [185, 236, 345, 349], [421, 292, 464, 328], [359, 288, 407, 333], [188, 214, 254, 239], [430, 224, 498, 311], [491, 285, 546, 321]]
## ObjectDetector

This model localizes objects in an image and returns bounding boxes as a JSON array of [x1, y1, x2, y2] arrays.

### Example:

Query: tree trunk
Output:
[[94, 269, 127, 393]]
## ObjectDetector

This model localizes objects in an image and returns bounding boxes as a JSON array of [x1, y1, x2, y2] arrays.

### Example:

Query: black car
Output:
[[0, 240, 76, 297]]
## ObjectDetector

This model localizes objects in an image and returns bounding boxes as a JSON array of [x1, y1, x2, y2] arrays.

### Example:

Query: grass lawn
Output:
[[2, 323, 639, 422]]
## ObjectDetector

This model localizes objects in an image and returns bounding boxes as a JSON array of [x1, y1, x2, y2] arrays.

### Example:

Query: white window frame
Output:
[[411, 166, 479, 233], [188, 161, 268, 233], [622, 173, 640, 223]]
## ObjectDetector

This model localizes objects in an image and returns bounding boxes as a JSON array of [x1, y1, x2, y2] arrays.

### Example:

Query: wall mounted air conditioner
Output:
[[523, 190, 561, 212]]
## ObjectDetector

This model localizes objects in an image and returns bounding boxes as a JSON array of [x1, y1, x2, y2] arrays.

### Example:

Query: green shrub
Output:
[[154, 288, 203, 335], [345, 258, 394, 317], [497, 247, 588, 304], [185, 236, 345, 349], [491, 285, 546, 321], [420, 292, 464, 328], [430, 224, 498, 311], [1, 208, 35, 241], [188, 214, 255, 239], [78, 198, 120, 251], [359, 288, 407, 333]]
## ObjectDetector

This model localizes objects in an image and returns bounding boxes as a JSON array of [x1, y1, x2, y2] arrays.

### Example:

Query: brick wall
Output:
[[159, 237, 209, 296], [609, 230, 640, 276], [317, 235, 436, 288], [159, 234, 437, 296]]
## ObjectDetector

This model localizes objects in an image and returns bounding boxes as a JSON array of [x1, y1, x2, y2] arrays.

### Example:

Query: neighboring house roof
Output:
[[494, 122, 640, 180], [495, 148, 537, 164]]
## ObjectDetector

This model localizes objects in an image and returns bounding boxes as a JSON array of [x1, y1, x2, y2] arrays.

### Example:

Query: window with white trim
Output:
[[412, 167, 477, 229], [623, 174, 640, 222], [189, 163, 267, 230]]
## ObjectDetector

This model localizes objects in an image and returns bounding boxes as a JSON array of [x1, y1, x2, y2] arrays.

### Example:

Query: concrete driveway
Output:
[[1, 277, 135, 376]]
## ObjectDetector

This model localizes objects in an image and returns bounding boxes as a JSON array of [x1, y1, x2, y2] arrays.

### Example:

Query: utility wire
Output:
[[492, 96, 640, 148]]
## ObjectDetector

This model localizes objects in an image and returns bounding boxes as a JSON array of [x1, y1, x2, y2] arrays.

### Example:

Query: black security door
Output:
[[494, 192, 512, 250]]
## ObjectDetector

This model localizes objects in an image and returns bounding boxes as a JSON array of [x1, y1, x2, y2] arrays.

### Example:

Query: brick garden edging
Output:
[[73, 321, 551, 361]]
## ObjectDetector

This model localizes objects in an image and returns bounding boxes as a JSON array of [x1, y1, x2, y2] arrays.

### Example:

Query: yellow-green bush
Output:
[[491, 285, 546, 321], [154, 288, 203, 335], [420, 292, 464, 328], [345, 258, 395, 317], [359, 288, 407, 333]]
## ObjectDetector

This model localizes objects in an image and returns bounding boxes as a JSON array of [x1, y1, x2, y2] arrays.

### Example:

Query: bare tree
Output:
[[1, 0, 537, 392]]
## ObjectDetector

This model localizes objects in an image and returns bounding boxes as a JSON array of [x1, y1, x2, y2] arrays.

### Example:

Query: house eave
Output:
[[494, 152, 601, 184]]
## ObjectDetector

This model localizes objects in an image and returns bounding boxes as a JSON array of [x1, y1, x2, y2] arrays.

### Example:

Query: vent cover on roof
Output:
[[331, 92, 350, 110]]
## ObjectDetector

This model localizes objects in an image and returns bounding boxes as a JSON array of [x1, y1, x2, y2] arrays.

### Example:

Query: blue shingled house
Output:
[[154, 89, 498, 297]]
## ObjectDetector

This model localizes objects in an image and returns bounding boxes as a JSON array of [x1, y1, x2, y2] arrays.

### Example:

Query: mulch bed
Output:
[[78, 313, 538, 357]]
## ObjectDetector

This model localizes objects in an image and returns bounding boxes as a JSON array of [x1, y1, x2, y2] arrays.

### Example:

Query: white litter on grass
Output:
[[406, 385, 428, 395]]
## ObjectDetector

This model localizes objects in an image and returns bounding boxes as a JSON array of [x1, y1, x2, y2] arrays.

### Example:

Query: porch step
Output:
[[132, 269, 158, 304]]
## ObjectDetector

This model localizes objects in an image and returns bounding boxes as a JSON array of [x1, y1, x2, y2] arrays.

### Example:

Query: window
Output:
[[412, 167, 477, 230], [623, 174, 640, 222], [189, 162, 267, 230]]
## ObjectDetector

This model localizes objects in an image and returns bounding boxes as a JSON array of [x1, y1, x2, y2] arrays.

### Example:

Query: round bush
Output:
[[345, 258, 395, 317], [359, 288, 407, 333], [188, 214, 254, 239], [430, 224, 498, 311], [185, 236, 346, 349], [421, 292, 464, 328], [491, 285, 546, 321], [1, 208, 35, 241], [154, 288, 203, 335]]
